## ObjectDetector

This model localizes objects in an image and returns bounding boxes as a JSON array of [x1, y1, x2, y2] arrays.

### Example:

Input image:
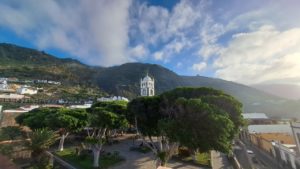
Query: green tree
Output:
[[128, 87, 243, 167], [160, 87, 244, 139], [164, 98, 235, 154], [16, 108, 89, 151], [86, 101, 128, 168], [128, 96, 174, 167], [0, 126, 23, 141]]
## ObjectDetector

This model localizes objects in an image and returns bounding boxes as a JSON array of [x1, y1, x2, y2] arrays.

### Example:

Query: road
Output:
[[244, 142, 282, 169], [234, 139, 283, 169], [233, 143, 252, 169]]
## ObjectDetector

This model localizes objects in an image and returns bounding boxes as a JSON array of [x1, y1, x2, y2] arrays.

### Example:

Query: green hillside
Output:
[[1, 43, 300, 119], [0, 43, 101, 86]]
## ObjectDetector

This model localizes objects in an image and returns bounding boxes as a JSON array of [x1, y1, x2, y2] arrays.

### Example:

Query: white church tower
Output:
[[140, 74, 155, 96]]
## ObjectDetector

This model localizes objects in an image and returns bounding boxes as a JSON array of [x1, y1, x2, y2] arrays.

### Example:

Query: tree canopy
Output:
[[160, 87, 244, 135], [85, 101, 129, 168], [162, 98, 235, 153], [16, 107, 89, 151], [127, 96, 163, 136], [128, 87, 244, 166], [88, 101, 128, 130], [16, 108, 88, 132]]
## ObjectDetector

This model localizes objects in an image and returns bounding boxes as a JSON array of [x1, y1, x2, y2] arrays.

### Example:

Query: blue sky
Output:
[[0, 0, 300, 85]]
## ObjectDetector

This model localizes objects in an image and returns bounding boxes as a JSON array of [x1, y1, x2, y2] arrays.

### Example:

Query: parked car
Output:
[[247, 149, 254, 154]]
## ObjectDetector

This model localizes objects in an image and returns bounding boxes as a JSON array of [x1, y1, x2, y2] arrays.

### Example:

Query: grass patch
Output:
[[181, 152, 210, 166], [56, 148, 124, 169], [177, 147, 211, 167], [195, 152, 211, 166]]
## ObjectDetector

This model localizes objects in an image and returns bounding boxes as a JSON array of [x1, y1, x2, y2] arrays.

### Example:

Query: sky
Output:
[[0, 0, 300, 86]]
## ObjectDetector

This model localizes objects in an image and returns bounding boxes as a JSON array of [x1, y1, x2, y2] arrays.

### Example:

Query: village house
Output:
[[16, 85, 38, 95], [68, 104, 92, 109], [0, 78, 9, 91], [0, 93, 29, 102], [97, 96, 129, 102], [242, 113, 274, 124]]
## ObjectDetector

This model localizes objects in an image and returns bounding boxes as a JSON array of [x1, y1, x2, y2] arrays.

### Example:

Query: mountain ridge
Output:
[[1, 43, 300, 119], [252, 83, 300, 100]]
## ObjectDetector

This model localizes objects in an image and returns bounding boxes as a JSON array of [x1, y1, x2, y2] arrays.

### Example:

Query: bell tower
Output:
[[140, 74, 155, 96]]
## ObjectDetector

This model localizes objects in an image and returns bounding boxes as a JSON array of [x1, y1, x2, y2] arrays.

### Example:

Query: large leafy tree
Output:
[[128, 87, 244, 167], [16, 108, 89, 151], [160, 87, 244, 138], [164, 98, 235, 153], [128, 96, 175, 167], [86, 101, 128, 168]]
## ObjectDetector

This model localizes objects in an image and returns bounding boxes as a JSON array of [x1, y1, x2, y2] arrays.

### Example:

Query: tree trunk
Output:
[[156, 159, 167, 168], [58, 133, 68, 151], [192, 149, 198, 162], [93, 149, 101, 168]]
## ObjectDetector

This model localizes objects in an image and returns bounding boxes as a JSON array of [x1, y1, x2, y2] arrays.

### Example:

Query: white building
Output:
[[17, 85, 38, 95], [0, 78, 8, 90], [97, 96, 129, 102], [0, 94, 28, 100], [140, 74, 155, 96], [69, 104, 92, 109], [20, 105, 40, 111]]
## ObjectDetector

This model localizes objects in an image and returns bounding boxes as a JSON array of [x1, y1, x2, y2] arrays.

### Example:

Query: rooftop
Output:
[[248, 124, 292, 134], [243, 113, 269, 119]]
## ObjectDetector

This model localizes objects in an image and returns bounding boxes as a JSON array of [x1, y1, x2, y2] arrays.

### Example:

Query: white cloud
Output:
[[198, 44, 223, 60], [131, 0, 206, 62], [129, 44, 148, 59], [0, 0, 133, 66], [153, 51, 164, 61], [176, 62, 182, 68], [132, 0, 205, 44], [152, 38, 190, 62], [192, 62, 207, 72], [214, 26, 300, 85]]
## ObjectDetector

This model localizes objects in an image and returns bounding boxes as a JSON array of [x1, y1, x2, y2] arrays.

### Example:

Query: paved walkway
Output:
[[210, 151, 233, 169], [104, 135, 208, 169]]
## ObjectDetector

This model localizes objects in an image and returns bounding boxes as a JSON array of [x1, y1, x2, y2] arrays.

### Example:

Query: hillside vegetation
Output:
[[1, 43, 300, 118]]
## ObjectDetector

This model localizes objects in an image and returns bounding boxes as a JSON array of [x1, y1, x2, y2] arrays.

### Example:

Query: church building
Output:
[[140, 74, 155, 96]]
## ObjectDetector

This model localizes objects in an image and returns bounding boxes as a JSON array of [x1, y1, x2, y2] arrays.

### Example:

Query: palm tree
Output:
[[25, 128, 58, 166]]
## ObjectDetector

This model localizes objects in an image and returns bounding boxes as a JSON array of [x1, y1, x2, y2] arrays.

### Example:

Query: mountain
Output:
[[0, 43, 101, 86], [1, 43, 300, 119], [252, 84, 300, 100]]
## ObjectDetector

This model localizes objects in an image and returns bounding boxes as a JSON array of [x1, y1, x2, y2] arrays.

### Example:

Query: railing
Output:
[[45, 151, 78, 169]]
